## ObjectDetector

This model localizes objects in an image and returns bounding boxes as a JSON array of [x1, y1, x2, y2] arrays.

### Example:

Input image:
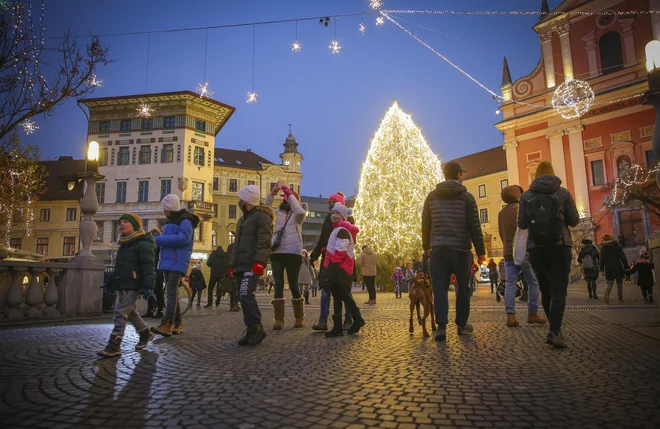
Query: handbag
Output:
[[513, 227, 529, 266], [271, 212, 292, 251]]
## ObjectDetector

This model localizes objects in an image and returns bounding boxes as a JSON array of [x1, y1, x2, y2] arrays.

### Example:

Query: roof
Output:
[[40, 158, 86, 201], [446, 146, 507, 181], [214, 148, 274, 170]]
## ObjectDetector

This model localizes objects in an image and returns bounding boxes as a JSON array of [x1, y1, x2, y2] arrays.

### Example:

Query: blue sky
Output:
[[23, 0, 560, 197]]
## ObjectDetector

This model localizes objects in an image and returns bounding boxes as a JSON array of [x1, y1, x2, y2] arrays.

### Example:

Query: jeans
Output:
[[586, 278, 598, 297], [331, 282, 361, 320], [364, 276, 376, 300], [271, 253, 302, 299], [606, 278, 623, 299], [429, 246, 472, 328], [504, 260, 539, 315], [528, 246, 571, 335], [236, 272, 261, 327], [320, 287, 352, 320], [163, 271, 182, 322], [112, 290, 148, 337]]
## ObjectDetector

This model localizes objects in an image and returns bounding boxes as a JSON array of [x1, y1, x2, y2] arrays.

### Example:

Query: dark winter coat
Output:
[[487, 260, 498, 279], [518, 175, 580, 249], [230, 205, 275, 273], [207, 246, 229, 278], [155, 209, 200, 274], [599, 240, 629, 280], [189, 269, 207, 291], [498, 185, 522, 260], [627, 259, 655, 288], [577, 242, 600, 280], [310, 212, 333, 266], [108, 231, 156, 292], [422, 180, 485, 255]]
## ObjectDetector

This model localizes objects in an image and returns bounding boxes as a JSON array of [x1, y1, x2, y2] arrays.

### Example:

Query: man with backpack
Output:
[[518, 161, 579, 349], [578, 239, 600, 299]]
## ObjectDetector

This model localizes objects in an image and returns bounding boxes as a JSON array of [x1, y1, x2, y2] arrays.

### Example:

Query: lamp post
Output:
[[74, 141, 104, 262]]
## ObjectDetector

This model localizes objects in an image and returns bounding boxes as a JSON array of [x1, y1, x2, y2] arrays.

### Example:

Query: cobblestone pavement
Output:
[[2, 282, 660, 429]]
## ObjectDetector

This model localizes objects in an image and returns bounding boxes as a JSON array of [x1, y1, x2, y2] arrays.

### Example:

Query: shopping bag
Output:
[[513, 227, 528, 266]]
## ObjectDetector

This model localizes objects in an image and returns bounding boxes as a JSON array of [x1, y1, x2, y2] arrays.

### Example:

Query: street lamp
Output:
[[74, 141, 105, 262], [87, 140, 99, 171], [642, 40, 660, 187]]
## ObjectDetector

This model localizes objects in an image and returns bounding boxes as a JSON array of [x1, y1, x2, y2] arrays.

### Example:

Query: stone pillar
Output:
[[541, 32, 556, 88], [651, 0, 660, 40], [619, 19, 637, 68], [582, 30, 598, 78], [558, 23, 574, 81], [502, 141, 519, 186], [75, 171, 104, 262], [547, 130, 568, 185], [567, 125, 591, 215]]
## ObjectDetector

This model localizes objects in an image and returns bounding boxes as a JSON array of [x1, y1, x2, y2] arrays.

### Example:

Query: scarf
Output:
[[118, 230, 146, 244]]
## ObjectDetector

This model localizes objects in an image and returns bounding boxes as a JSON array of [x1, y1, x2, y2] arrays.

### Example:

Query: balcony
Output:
[[187, 200, 215, 221]]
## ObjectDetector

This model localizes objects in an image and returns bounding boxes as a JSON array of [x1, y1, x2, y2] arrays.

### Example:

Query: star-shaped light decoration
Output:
[[359, 23, 366, 35], [376, 16, 385, 26], [329, 40, 342, 54], [292, 40, 302, 52], [137, 101, 153, 118], [247, 91, 259, 104], [87, 74, 103, 87], [20, 118, 39, 135], [196, 81, 214, 98], [369, 0, 383, 10]]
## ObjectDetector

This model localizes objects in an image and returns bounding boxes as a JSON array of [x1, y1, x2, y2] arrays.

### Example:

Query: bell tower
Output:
[[280, 125, 303, 173]]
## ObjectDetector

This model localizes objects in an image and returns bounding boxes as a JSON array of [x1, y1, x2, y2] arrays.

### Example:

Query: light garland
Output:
[[552, 79, 595, 119], [87, 74, 103, 87], [329, 40, 342, 54], [359, 22, 366, 35], [137, 101, 153, 118], [247, 91, 259, 103], [606, 162, 660, 210], [382, 9, 660, 16], [196, 81, 214, 98], [376, 16, 385, 26], [20, 119, 39, 135], [354, 101, 443, 260], [369, 0, 383, 11]]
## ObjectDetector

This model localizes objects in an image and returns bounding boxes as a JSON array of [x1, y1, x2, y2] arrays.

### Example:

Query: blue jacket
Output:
[[155, 209, 200, 274]]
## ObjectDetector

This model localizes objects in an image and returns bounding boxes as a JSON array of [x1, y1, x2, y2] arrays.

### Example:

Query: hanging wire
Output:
[[145, 33, 151, 92], [252, 25, 256, 90], [295, 20, 298, 40], [203, 28, 209, 83]]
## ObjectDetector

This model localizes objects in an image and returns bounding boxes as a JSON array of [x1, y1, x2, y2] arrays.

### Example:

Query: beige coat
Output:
[[358, 247, 378, 277]]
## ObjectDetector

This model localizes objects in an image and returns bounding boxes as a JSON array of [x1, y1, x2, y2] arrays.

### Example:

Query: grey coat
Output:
[[230, 205, 275, 273], [422, 180, 485, 255]]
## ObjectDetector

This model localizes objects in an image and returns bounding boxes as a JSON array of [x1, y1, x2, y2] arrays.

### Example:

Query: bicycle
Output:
[[178, 276, 193, 316]]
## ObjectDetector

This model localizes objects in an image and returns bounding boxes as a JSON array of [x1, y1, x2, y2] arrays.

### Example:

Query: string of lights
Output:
[[383, 9, 660, 16], [247, 25, 258, 103], [137, 33, 154, 117], [196, 29, 214, 98]]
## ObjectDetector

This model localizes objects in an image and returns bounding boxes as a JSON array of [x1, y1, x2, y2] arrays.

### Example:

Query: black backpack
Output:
[[526, 193, 563, 245]]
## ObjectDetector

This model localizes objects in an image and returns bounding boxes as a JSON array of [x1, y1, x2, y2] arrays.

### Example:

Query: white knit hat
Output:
[[161, 193, 180, 212], [238, 184, 260, 206], [331, 203, 351, 221]]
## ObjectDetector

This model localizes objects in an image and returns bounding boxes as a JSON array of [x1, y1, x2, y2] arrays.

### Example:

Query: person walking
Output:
[[627, 249, 655, 303], [487, 259, 498, 293], [298, 250, 315, 305], [391, 267, 404, 298], [189, 262, 207, 308], [231, 184, 274, 346], [321, 203, 365, 337], [265, 183, 307, 329], [518, 161, 579, 349], [311, 267, 319, 298], [599, 234, 629, 304], [358, 245, 378, 304], [98, 213, 156, 357], [577, 239, 600, 299], [422, 161, 486, 342], [497, 184, 547, 328], [150, 194, 199, 337], [143, 247, 164, 319], [205, 246, 229, 308], [469, 262, 479, 295]]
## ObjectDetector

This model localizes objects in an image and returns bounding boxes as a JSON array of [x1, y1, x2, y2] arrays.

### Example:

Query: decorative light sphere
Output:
[[551, 79, 595, 119], [376, 16, 385, 26], [247, 91, 259, 103], [196, 81, 214, 98], [137, 101, 153, 118], [292, 40, 302, 52], [20, 119, 39, 135], [369, 0, 383, 10], [329, 40, 342, 54]]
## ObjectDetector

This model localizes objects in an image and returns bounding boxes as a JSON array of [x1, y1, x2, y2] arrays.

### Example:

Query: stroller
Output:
[[495, 271, 523, 302]]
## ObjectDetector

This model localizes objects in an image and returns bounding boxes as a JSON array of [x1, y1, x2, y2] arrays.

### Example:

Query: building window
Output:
[[479, 208, 489, 223], [160, 179, 171, 200], [194, 147, 205, 166], [96, 182, 105, 204], [66, 208, 77, 221], [195, 119, 206, 132], [229, 179, 237, 192], [112, 221, 119, 242], [161, 144, 174, 163], [139, 145, 152, 165], [270, 182, 277, 192], [248, 180, 255, 186], [210, 231, 217, 247], [229, 204, 237, 219], [591, 160, 606, 186], [117, 147, 130, 166], [138, 181, 149, 202], [120, 120, 131, 131], [142, 119, 153, 130], [164, 116, 175, 128], [500, 179, 508, 190], [646, 150, 659, 169], [599, 31, 624, 75], [228, 231, 235, 245], [194, 223, 202, 241], [290, 184, 295, 192], [94, 221, 104, 242], [9, 238, 22, 249], [62, 236, 76, 257], [213, 203, 218, 216], [100, 121, 110, 133], [36, 237, 49, 256], [67, 181, 75, 191], [213, 177, 219, 191], [192, 181, 204, 202], [116, 182, 127, 203], [478, 184, 487, 198], [39, 208, 51, 222], [99, 148, 108, 166]]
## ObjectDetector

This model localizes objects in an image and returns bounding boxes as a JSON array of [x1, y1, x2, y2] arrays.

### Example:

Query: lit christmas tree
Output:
[[354, 102, 443, 260]]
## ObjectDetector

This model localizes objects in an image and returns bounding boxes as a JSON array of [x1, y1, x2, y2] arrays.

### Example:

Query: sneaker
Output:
[[135, 328, 154, 350], [238, 326, 254, 346], [434, 326, 447, 342], [98, 335, 122, 358], [342, 319, 354, 331], [457, 323, 474, 336], [248, 324, 267, 345], [550, 332, 568, 349]]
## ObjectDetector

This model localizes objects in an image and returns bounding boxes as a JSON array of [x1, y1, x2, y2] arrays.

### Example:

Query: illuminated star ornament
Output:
[[292, 40, 302, 52], [359, 23, 366, 35], [376, 16, 385, 26], [196, 81, 214, 98], [137, 101, 153, 118], [20, 119, 39, 135], [329, 40, 342, 54], [369, 0, 383, 10], [247, 91, 259, 103], [552, 79, 595, 119], [87, 74, 103, 87]]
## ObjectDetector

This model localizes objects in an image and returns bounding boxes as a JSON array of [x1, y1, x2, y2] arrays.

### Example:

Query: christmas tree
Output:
[[354, 102, 443, 260]]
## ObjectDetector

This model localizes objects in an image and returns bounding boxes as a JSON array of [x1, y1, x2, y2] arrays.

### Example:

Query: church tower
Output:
[[280, 126, 303, 174]]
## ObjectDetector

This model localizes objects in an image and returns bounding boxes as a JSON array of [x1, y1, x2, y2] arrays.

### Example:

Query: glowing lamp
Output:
[[87, 141, 99, 161], [646, 40, 660, 73]]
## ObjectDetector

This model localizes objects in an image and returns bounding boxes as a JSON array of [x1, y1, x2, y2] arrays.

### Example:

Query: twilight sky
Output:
[[22, 0, 561, 197]]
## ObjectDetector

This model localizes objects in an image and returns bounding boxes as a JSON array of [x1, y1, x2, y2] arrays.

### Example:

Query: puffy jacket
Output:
[[599, 240, 629, 280], [109, 231, 156, 292], [207, 246, 229, 278], [266, 193, 306, 255], [189, 268, 207, 291], [422, 180, 485, 255], [322, 221, 360, 286], [155, 209, 199, 274], [230, 204, 275, 273], [577, 242, 600, 280], [498, 185, 522, 260], [358, 247, 378, 277], [518, 175, 579, 249], [627, 259, 655, 288], [310, 212, 333, 266], [298, 255, 315, 285]]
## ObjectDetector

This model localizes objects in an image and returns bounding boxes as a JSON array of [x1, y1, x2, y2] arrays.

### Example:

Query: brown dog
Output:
[[409, 272, 437, 337]]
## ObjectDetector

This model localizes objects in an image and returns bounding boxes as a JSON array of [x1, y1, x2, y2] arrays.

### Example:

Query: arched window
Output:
[[599, 31, 624, 75], [211, 230, 217, 247], [228, 231, 235, 245]]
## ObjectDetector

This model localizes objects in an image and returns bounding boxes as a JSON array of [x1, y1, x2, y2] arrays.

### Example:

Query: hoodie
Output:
[[358, 246, 378, 277], [422, 180, 485, 255], [156, 209, 200, 275], [498, 185, 522, 260], [518, 175, 579, 249]]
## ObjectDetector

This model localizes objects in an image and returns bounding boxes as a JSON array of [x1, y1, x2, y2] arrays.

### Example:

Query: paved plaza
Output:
[[1, 281, 660, 429]]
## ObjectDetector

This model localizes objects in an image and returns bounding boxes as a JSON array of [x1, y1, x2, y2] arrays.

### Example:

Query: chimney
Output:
[[246, 149, 252, 152], [58, 156, 74, 161]]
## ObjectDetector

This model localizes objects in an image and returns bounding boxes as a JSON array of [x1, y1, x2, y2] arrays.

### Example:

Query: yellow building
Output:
[[447, 146, 508, 258], [8, 157, 86, 261]]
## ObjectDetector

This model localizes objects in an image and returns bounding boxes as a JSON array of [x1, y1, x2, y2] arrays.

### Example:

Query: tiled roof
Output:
[[214, 148, 274, 170], [40, 158, 86, 201], [446, 146, 507, 181]]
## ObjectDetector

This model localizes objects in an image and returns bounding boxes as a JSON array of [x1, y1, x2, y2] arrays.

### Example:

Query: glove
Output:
[[251, 262, 265, 276], [185, 275, 190, 283], [228, 266, 233, 277], [280, 185, 293, 196], [139, 288, 153, 301]]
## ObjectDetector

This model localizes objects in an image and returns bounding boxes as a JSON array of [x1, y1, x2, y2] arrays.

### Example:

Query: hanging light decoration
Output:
[[247, 92, 259, 103], [87, 74, 103, 87], [552, 79, 595, 119], [369, 0, 383, 10], [20, 119, 39, 135], [248, 25, 259, 104], [292, 21, 301, 52], [137, 101, 153, 117], [196, 81, 214, 98], [376, 16, 385, 25], [359, 22, 366, 35], [329, 40, 342, 54]]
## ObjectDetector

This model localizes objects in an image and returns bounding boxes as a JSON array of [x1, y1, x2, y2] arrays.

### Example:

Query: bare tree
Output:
[[603, 162, 660, 220]]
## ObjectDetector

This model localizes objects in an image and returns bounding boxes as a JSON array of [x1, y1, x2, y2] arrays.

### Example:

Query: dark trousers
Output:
[[146, 270, 165, 313], [330, 281, 360, 319], [208, 275, 222, 304], [236, 272, 261, 327], [163, 271, 182, 322], [586, 278, 598, 297], [271, 253, 302, 299], [490, 277, 497, 292], [191, 289, 202, 305], [528, 246, 572, 335], [364, 276, 376, 300], [641, 286, 654, 298], [429, 246, 472, 327]]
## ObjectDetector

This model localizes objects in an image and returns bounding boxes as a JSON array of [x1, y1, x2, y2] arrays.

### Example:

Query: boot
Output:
[[457, 323, 474, 336], [434, 325, 447, 341], [291, 297, 305, 328], [271, 298, 285, 330], [342, 318, 354, 331], [229, 305, 240, 312], [248, 323, 267, 345], [203, 303, 213, 308], [550, 332, 568, 349], [506, 314, 519, 327], [312, 316, 328, 331], [324, 315, 344, 337], [238, 326, 254, 346], [527, 313, 547, 325], [98, 335, 122, 358], [151, 320, 173, 337], [604, 290, 611, 304], [347, 311, 365, 335], [135, 328, 154, 350], [152, 310, 163, 319], [172, 319, 183, 335]]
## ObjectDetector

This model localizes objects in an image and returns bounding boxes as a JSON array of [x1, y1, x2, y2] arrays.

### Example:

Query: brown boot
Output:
[[271, 298, 285, 330], [150, 320, 173, 337], [292, 297, 305, 328], [527, 313, 547, 325], [506, 314, 519, 327], [172, 319, 183, 335], [229, 305, 241, 312]]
